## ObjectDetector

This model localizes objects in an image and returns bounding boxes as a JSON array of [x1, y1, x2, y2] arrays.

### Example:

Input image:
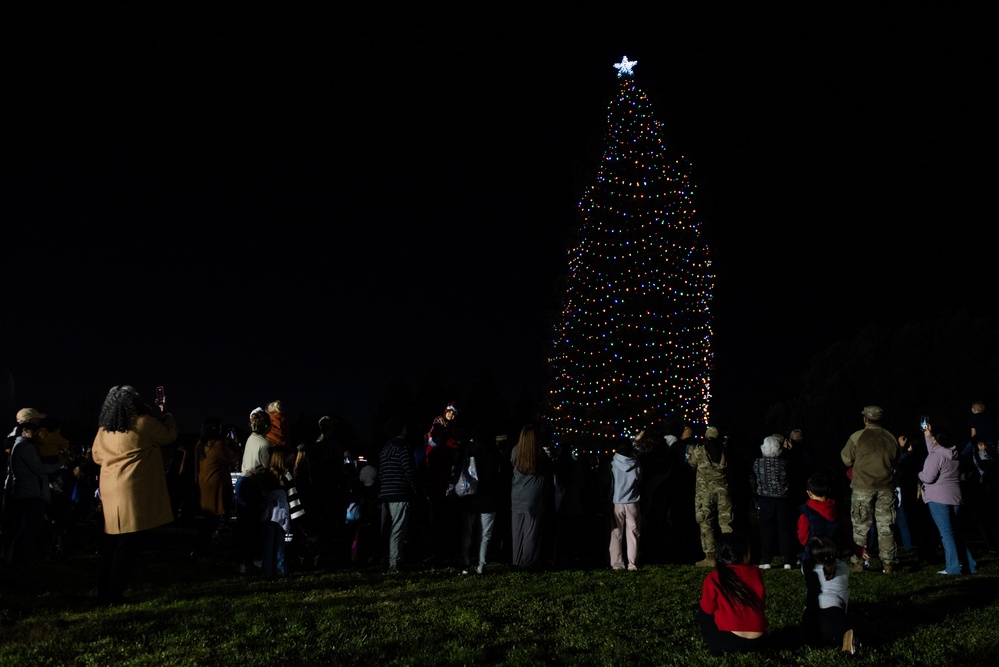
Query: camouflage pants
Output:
[[693, 480, 733, 554], [850, 488, 897, 565]]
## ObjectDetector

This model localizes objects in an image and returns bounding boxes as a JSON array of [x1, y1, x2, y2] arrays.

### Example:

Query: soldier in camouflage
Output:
[[841, 405, 899, 574], [688, 426, 733, 566]]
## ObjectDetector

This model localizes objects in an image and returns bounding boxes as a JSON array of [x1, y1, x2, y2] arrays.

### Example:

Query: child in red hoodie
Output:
[[797, 473, 865, 646], [797, 473, 865, 559]]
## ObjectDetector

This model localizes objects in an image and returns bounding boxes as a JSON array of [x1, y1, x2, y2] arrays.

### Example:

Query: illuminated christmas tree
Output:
[[545, 56, 713, 449]]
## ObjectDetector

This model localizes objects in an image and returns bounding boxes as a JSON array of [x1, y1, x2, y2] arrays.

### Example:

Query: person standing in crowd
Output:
[[458, 424, 501, 575], [423, 403, 461, 567], [235, 407, 271, 574], [695, 533, 769, 656], [840, 405, 899, 574], [192, 417, 240, 561], [752, 434, 796, 569], [509, 424, 551, 570], [257, 446, 305, 577], [296, 415, 344, 569], [967, 400, 997, 449], [90, 385, 178, 606], [2, 421, 52, 575], [378, 416, 416, 573], [608, 432, 643, 570], [635, 425, 671, 565], [689, 426, 732, 567], [967, 436, 998, 553], [665, 424, 701, 564], [551, 443, 587, 568], [914, 422, 977, 575]]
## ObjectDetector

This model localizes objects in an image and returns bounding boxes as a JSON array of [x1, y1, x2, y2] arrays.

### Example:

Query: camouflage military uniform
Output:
[[688, 444, 733, 555], [841, 407, 899, 570]]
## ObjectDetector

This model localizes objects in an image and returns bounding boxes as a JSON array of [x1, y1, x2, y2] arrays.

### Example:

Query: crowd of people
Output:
[[2, 391, 997, 656]]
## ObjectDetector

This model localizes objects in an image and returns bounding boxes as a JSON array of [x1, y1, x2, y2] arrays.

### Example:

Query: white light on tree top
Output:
[[614, 56, 637, 77]]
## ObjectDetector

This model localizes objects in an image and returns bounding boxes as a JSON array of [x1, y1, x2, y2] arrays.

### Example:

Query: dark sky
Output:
[[3, 6, 994, 437]]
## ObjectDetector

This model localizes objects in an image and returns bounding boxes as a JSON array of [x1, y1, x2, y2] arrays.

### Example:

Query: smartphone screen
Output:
[[155, 386, 165, 404]]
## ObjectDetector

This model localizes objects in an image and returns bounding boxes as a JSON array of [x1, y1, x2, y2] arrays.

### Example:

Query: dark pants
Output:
[[756, 495, 795, 565], [9, 497, 47, 570], [695, 609, 767, 655], [98, 531, 147, 604], [803, 603, 854, 647]]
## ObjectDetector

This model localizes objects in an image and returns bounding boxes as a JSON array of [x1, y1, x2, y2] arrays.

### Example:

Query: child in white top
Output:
[[803, 535, 860, 654]]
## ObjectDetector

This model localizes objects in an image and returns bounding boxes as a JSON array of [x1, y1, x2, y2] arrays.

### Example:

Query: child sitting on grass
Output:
[[803, 535, 861, 654], [695, 533, 769, 656]]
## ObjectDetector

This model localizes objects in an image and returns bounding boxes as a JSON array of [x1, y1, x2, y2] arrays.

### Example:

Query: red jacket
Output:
[[797, 497, 864, 558], [699, 564, 768, 633]]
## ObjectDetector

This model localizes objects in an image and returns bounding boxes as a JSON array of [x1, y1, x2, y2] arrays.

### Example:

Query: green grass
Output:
[[2, 528, 998, 667]]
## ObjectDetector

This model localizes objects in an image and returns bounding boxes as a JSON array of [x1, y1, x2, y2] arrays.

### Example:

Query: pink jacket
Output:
[[918, 434, 963, 506]]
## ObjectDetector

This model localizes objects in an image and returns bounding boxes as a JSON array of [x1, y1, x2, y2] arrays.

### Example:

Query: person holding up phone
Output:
[[916, 419, 977, 575], [91, 385, 178, 605]]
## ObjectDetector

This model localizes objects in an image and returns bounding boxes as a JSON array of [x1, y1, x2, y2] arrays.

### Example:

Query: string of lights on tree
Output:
[[544, 56, 714, 450]]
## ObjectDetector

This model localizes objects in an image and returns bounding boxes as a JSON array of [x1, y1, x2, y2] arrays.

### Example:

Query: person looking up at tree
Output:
[[689, 426, 732, 567], [90, 385, 178, 606], [840, 406, 898, 575]]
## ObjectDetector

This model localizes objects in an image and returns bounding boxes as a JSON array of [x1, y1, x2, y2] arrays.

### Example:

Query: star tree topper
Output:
[[613, 56, 637, 77]]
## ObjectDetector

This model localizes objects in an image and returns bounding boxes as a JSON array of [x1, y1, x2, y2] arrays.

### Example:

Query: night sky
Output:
[[3, 6, 993, 439]]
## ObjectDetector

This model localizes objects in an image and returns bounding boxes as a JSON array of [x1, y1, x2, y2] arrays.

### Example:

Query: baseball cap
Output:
[[16, 408, 46, 424], [862, 405, 883, 420]]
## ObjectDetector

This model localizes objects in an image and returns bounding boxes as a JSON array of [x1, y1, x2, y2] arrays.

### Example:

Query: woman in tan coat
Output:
[[193, 416, 240, 558], [91, 385, 178, 605]]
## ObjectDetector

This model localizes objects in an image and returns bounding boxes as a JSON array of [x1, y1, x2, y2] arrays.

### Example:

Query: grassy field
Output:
[[2, 520, 998, 667]]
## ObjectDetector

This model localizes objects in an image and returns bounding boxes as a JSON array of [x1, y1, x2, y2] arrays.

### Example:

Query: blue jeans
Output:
[[461, 509, 496, 569], [927, 502, 977, 574], [261, 521, 286, 576]]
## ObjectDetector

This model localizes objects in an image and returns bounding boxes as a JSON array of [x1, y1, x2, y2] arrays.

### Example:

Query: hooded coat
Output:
[[610, 452, 642, 504], [919, 434, 963, 506]]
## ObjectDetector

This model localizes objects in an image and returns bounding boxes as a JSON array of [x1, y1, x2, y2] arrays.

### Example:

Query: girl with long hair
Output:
[[803, 535, 860, 653], [695, 533, 769, 655], [509, 424, 551, 569]]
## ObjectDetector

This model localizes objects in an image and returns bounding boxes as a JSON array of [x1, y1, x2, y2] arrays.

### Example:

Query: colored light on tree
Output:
[[544, 56, 713, 448]]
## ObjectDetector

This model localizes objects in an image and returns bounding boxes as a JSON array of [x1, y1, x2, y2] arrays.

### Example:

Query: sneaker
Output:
[[783, 564, 792, 570], [460, 568, 469, 575], [758, 563, 771, 570], [475, 564, 484, 575], [842, 628, 858, 654], [937, 570, 951, 575], [883, 562, 894, 574]]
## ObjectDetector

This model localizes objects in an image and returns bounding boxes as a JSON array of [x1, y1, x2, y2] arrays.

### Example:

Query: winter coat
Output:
[[919, 435, 963, 506], [92, 413, 178, 534], [196, 438, 239, 517], [609, 452, 642, 504]]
